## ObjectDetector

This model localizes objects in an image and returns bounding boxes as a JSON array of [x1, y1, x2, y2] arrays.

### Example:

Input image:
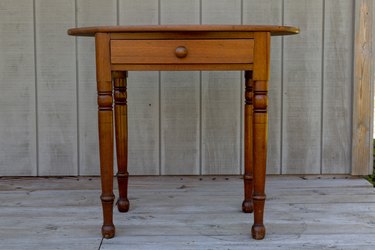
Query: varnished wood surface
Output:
[[95, 33, 115, 239], [76, 0, 118, 176], [1, 1, 369, 177], [68, 25, 299, 36], [0, 176, 374, 249], [243, 0, 284, 175], [74, 24, 288, 239], [110, 39, 254, 65], [68, 22, 299, 239]]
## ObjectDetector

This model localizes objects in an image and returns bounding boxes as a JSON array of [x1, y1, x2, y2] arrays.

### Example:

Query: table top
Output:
[[67, 25, 299, 37]]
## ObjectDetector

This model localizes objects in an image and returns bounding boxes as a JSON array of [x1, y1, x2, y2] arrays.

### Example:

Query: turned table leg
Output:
[[96, 33, 115, 239], [251, 79, 268, 240], [113, 71, 130, 212], [251, 32, 270, 240], [242, 71, 254, 213]]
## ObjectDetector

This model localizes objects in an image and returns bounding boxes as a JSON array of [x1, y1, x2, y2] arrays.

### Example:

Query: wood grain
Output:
[[113, 71, 130, 212], [76, 0, 117, 176], [251, 32, 271, 240], [352, 0, 374, 175], [96, 33, 115, 239], [0, 0, 36, 176], [0, 1, 368, 177], [35, 0, 77, 176], [1, 176, 374, 249], [68, 25, 299, 37], [110, 39, 254, 65], [282, 0, 323, 174], [322, 0, 353, 174], [243, 0, 283, 174]]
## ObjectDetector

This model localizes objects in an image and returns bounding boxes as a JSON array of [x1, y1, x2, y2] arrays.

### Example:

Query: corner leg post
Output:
[[113, 71, 130, 212]]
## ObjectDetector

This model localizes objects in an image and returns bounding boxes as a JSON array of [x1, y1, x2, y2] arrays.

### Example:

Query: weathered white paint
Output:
[[282, 0, 323, 174], [201, 0, 242, 174], [0, 0, 373, 176], [0, 0, 36, 176], [322, 0, 353, 174], [160, 0, 201, 175], [119, 0, 160, 175], [35, 0, 77, 176], [77, 0, 117, 176], [243, 0, 283, 174]]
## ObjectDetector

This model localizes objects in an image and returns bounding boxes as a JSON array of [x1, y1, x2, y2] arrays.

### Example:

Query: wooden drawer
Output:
[[110, 39, 254, 65]]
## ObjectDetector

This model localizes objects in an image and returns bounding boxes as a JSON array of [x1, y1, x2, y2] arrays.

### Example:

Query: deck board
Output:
[[0, 176, 374, 249]]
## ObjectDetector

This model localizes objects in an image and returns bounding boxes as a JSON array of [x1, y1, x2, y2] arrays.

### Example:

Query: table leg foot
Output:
[[251, 224, 265, 240], [117, 198, 130, 212], [242, 199, 253, 213], [102, 224, 115, 239]]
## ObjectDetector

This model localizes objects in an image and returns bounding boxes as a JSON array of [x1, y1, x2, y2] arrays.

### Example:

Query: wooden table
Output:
[[68, 25, 299, 240]]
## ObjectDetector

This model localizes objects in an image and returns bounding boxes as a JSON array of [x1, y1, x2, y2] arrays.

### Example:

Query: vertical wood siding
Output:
[[352, 0, 374, 175], [77, 0, 117, 176], [323, 0, 353, 174], [36, 0, 77, 175], [282, 0, 323, 174], [0, 0, 36, 176], [160, 0, 200, 175], [243, 0, 283, 174], [119, 0, 160, 175], [201, 0, 242, 174], [0, 0, 373, 176]]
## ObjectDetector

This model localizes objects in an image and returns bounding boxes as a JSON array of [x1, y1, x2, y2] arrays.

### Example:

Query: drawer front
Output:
[[110, 39, 254, 65]]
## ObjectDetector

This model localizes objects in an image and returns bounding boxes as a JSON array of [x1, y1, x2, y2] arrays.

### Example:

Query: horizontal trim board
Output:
[[111, 64, 253, 71]]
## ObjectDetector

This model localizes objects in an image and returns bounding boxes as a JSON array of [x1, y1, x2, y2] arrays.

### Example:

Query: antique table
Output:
[[68, 25, 299, 240]]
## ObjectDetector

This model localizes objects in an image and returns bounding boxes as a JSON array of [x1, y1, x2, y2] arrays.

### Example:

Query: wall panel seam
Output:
[[280, 0, 285, 175], [158, 0, 161, 175], [240, 0, 243, 174], [117, 0, 120, 25], [199, 72, 203, 175], [74, 0, 80, 175], [350, 0, 356, 174], [33, 0, 39, 176], [199, 0, 203, 175], [199, 0, 202, 24], [320, 0, 325, 174]]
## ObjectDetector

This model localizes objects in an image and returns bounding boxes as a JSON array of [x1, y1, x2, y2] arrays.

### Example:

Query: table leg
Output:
[[252, 80, 268, 240], [96, 33, 115, 239], [113, 71, 130, 212], [242, 71, 254, 213]]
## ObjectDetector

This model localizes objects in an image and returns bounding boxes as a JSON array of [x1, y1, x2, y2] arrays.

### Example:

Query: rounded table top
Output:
[[68, 25, 299, 37]]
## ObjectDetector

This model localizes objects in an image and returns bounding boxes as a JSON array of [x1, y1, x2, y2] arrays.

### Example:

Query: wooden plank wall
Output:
[[352, 0, 374, 175], [0, 0, 373, 176], [0, 0, 36, 175]]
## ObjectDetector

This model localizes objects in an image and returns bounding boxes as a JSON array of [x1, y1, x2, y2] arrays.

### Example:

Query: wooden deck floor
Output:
[[0, 176, 375, 250]]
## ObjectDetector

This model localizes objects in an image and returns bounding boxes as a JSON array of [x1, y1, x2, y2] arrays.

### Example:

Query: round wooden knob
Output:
[[175, 46, 188, 58]]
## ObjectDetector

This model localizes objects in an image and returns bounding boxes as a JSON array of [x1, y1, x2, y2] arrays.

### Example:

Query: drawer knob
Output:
[[175, 46, 188, 58]]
